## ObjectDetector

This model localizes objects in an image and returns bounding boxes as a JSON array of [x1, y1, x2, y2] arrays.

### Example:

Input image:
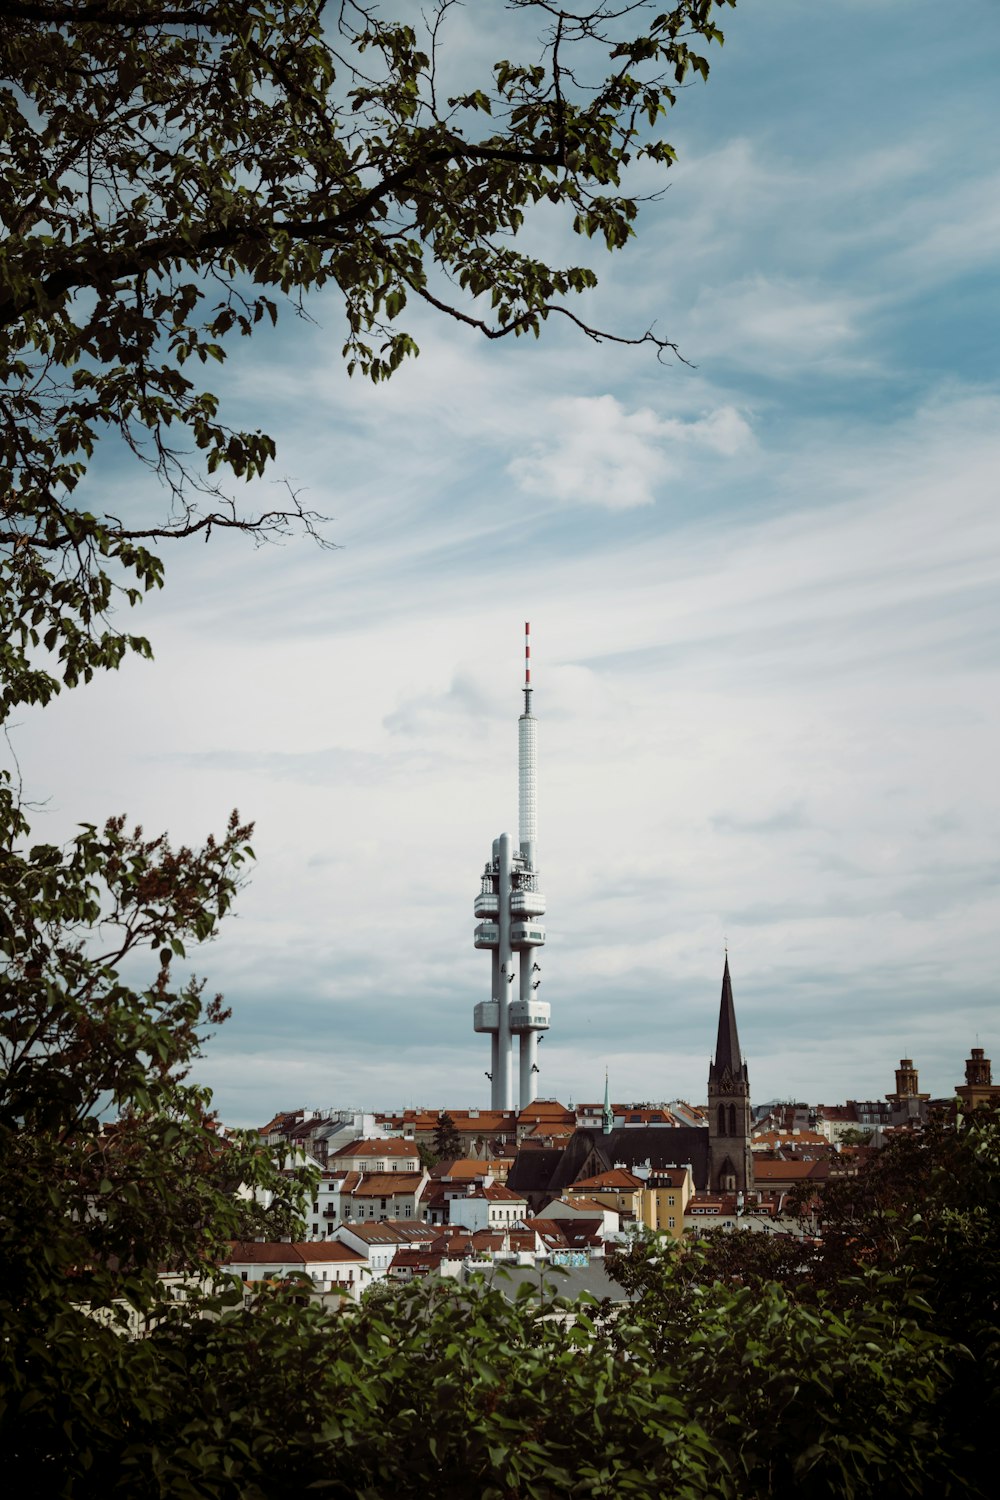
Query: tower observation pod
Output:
[[472, 623, 549, 1109]]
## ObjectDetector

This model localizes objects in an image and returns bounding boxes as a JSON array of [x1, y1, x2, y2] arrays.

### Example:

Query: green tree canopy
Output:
[[432, 1110, 463, 1160], [1, 0, 735, 721]]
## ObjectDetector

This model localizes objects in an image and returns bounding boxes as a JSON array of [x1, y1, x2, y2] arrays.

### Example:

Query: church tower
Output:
[[707, 955, 753, 1194]]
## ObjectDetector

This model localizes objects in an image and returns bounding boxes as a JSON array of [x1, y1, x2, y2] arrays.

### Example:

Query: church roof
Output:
[[509, 1127, 712, 1198]]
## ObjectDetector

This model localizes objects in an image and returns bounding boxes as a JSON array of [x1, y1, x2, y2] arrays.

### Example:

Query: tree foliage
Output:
[[609, 1110, 1000, 1495], [432, 1109, 463, 1160], [0, 793, 316, 1469], [1, 0, 735, 722]]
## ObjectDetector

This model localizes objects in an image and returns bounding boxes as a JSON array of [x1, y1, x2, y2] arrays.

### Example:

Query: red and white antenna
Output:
[[518, 621, 537, 866]]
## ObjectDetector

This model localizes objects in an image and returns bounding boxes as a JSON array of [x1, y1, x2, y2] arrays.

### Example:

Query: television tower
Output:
[[473, 623, 549, 1109]]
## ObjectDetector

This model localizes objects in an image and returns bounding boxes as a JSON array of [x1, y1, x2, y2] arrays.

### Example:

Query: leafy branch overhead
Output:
[[0, 0, 733, 716]]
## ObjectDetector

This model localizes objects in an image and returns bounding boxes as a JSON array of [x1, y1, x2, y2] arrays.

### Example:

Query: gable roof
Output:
[[336, 1220, 438, 1244], [545, 1195, 612, 1216], [570, 1168, 643, 1191], [341, 1172, 425, 1197], [328, 1138, 419, 1161], [430, 1158, 494, 1180], [224, 1241, 363, 1266], [753, 1159, 830, 1183]]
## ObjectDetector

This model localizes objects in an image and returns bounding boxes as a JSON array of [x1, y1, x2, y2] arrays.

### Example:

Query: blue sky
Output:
[[16, 0, 1000, 1124]]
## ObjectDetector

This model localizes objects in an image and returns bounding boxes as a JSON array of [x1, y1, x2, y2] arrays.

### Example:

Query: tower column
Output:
[[519, 1031, 538, 1108], [496, 832, 514, 1110], [490, 948, 501, 1108]]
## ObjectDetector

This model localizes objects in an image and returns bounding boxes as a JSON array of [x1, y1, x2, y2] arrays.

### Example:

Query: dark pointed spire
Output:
[[710, 954, 743, 1081]]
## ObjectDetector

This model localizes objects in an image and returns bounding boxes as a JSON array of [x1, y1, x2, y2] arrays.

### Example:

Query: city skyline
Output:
[[9, 0, 999, 1124]]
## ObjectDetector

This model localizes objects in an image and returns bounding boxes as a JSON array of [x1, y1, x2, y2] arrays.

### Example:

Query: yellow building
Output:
[[565, 1165, 694, 1240], [639, 1167, 693, 1240]]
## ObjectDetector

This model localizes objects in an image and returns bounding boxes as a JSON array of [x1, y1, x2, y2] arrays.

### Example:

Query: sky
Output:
[[13, 0, 1000, 1125]]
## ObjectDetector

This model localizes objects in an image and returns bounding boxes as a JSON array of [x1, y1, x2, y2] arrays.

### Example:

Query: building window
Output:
[[668, 1216, 676, 1230], [312, 1223, 318, 1235], [312, 1201, 319, 1214], [668, 1196, 675, 1207]]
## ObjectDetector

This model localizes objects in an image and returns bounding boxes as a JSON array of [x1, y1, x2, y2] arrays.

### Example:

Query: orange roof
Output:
[[224, 1241, 363, 1265], [430, 1159, 495, 1180], [570, 1169, 643, 1191], [517, 1100, 574, 1124], [328, 1138, 419, 1160], [752, 1130, 830, 1149], [522, 1218, 570, 1247], [753, 1160, 829, 1183], [464, 1182, 527, 1202], [343, 1172, 425, 1197], [547, 1196, 611, 1216], [685, 1193, 783, 1216], [397, 1109, 517, 1130], [337, 1221, 438, 1243]]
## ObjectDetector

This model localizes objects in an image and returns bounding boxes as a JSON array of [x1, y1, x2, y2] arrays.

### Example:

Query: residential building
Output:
[[449, 1181, 529, 1232], [638, 1167, 693, 1239], [330, 1220, 439, 1281], [539, 1196, 620, 1239], [684, 1192, 814, 1238], [327, 1137, 422, 1173], [222, 1241, 368, 1299], [316, 1166, 427, 1233]]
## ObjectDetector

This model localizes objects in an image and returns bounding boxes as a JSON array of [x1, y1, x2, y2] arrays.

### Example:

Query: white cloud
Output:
[[508, 394, 753, 509], [685, 275, 868, 371]]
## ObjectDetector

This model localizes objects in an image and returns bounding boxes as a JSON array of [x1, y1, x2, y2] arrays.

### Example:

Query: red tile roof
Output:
[[430, 1159, 496, 1180], [753, 1159, 830, 1183], [224, 1241, 364, 1266], [328, 1138, 420, 1161], [336, 1221, 438, 1244], [547, 1195, 611, 1216], [570, 1169, 643, 1191], [517, 1100, 574, 1124], [341, 1172, 425, 1198], [522, 1218, 570, 1246]]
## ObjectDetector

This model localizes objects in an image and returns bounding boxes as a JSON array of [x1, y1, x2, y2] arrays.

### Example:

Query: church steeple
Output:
[[602, 1068, 613, 1135], [710, 952, 744, 1085], [706, 954, 753, 1195]]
